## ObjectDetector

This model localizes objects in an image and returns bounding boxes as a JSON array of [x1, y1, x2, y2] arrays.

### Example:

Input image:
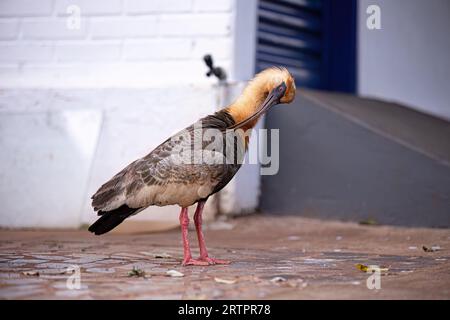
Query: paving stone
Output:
[[86, 267, 116, 274], [11, 259, 46, 264], [0, 216, 449, 299], [32, 255, 68, 261], [0, 278, 44, 285], [35, 262, 74, 270], [1, 261, 26, 267], [94, 259, 128, 265], [0, 287, 45, 299], [0, 272, 20, 279], [64, 257, 105, 264], [54, 290, 91, 298]]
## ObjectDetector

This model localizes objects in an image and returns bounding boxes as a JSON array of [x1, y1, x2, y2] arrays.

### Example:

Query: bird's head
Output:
[[228, 67, 296, 130], [261, 67, 296, 105]]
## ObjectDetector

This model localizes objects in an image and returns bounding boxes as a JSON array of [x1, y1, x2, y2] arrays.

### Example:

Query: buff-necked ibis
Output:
[[89, 67, 296, 266]]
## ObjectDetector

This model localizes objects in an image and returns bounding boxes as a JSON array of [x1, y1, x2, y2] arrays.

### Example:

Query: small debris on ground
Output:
[[423, 245, 441, 252], [1, 215, 449, 299], [22, 270, 40, 276], [166, 270, 184, 277], [269, 276, 305, 288], [356, 263, 389, 274], [141, 252, 172, 259], [270, 276, 287, 283], [214, 277, 236, 285], [128, 266, 146, 278], [359, 218, 378, 226], [154, 253, 172, 259]]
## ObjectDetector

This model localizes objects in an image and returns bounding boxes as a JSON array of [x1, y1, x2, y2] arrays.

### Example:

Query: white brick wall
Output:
[[126, 0, 193, 14], [0, 0, 53, 17], [0, 0, 261, 229], [123, 39, 192, 60], [55, 0, 123, 16], [194, 0, 233, 12], [90, 16, 157, 39], [0, 0, 235, 87], [0, 42, 53, 62], [55, 41, 121, 61], [0, 19, 19, 40], [159, 13, 231, 36], [22, 18, 89, 39]]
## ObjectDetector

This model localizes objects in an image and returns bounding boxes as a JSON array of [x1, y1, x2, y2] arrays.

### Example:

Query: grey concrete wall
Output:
[[261, 91, 450, 228]]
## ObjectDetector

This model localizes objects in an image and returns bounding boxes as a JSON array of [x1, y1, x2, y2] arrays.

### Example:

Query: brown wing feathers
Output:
[[91, 169, 127, 211], [89, 109, 237, 235]]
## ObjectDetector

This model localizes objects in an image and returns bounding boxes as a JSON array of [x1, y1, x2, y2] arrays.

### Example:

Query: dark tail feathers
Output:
[[88, 205, 139, 235]]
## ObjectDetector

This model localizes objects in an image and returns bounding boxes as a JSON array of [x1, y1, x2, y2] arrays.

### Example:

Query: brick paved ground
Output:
[[0, 215, 449, 299]]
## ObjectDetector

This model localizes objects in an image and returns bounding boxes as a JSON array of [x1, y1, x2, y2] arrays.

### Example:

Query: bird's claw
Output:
[[199, 256, 231, 265], [182, 258, 209, 266], [181, 257, 231, 266]]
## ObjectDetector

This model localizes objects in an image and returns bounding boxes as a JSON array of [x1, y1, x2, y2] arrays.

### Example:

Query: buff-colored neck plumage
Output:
[[226, 67, 294, 130]]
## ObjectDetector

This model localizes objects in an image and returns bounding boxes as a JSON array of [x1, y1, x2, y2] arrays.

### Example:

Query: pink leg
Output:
[[179, 207, 208, 266], [194, 200, 230, 265]]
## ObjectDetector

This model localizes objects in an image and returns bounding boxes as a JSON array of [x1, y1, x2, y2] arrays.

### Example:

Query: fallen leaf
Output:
[[359, 218, 378, 226], [214, 277, 236, 284], [356, 263, 389, 273], [166, 270, 184, 277], [356, 263, 368, 272], [128, 266, 146, 278], [22, 271, 39, 276]]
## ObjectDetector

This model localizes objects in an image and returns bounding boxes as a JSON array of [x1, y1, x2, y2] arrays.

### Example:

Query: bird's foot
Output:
[[199, 256, 231, 265], [182, 258, 209, 266]]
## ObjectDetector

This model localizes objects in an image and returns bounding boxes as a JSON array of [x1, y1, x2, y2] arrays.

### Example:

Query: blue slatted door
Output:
[[256, 0, 324, 89]]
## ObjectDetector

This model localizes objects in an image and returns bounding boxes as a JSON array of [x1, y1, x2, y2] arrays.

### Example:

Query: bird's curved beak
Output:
[[230, 82, 287, 130]]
